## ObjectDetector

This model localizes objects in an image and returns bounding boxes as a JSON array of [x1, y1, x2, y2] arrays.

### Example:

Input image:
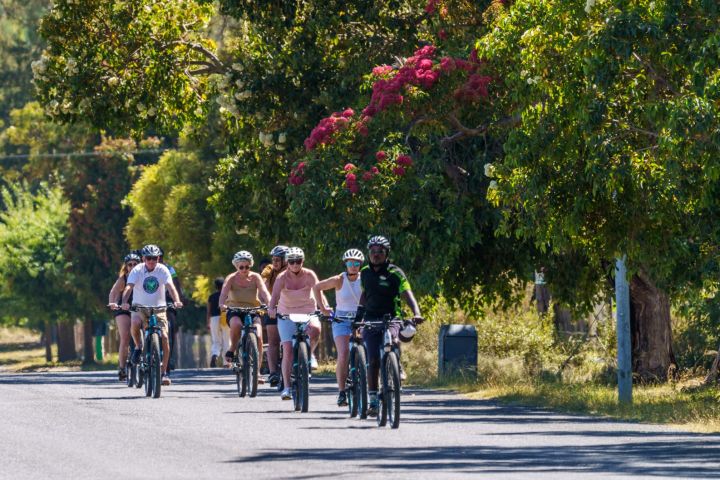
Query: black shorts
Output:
[[362, 323, 400, 365], [263, 313, 277, 326], [227, 311, 262, 327], [114, 309, 131, 317]]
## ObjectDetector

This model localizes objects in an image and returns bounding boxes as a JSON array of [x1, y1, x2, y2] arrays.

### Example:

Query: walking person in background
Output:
[[206, 277, 229, 367], [108, 252, 141, 381], [159, 247, 186, 372], [262, 245, 289, 387], [314, 249, 365, 407]]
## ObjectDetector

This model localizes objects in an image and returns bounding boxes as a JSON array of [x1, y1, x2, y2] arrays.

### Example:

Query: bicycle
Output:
[[277, 312, 319, 413], [131, 305, 167, 399], [361, 314, 411, 429], [321, 312, 369, 419], [108, 304, 141, 388], [227, 305, 265, 398]]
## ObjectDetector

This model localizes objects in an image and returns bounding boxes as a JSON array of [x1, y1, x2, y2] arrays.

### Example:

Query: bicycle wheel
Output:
[[385, 351, 401, 429], [355, 345, 369, 419], [126, 359, 134, 388], [296, 341, 310, 413], [144, 337, 152, 397], [347, 349, 357, 418], [150, 333, 162, 399], [246, 332, 259, 398], [236, 344, 244, 397], [377, 355, 388, 427]]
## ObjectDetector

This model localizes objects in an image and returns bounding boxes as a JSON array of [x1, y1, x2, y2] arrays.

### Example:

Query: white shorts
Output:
[[278, 314, 320, 343]]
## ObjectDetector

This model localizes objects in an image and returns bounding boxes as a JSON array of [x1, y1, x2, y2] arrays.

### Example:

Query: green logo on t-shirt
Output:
[[143, 276, 160, 294]]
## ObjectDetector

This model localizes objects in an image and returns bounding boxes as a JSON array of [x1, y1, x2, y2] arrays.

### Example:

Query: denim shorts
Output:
[[331, 310, 355, 338]]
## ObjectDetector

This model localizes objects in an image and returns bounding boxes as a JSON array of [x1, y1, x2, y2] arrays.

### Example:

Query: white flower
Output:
[[137, 102, 146, 112], [276, 144, 286, 151], [31, 57, 47, 75], [146, 107, 157, 117], [235, 79, 245, 88], [107, 77, 120, 87], [144, 5, 152, 13], [484, 163, 495, 178], [488, 180, 498, 190], [585, 0, 596, 13], [194, 107, 203, 116], [232, 63, 243, 72], [278, 132, 287, 144], [520, 70, 529, 78]]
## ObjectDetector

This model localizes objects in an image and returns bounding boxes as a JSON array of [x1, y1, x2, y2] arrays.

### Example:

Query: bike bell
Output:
[[399, 321, 417, 342]]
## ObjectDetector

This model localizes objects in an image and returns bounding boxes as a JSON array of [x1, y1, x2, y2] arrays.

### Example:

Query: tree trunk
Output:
[[56, 321, 78, 362], [629, 272, 675, 381], [82, 319, 95, 365], [44, 321, 53, 362]]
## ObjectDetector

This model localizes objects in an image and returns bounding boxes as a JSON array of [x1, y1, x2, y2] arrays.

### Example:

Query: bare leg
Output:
[[267, 325, 280, 374], [334, 335, 350, 392], [281, 341, 293, 389], [116, 314, 131, 367]]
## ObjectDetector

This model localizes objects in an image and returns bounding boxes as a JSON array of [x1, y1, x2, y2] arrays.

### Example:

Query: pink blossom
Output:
[[372, 65, 394, 76], [414, 45, 437, 58], [396, 154, 413, 167], [376, 151, 387, 161], [424, 0, 439, 15], [297, 162, 306, 170], [342, 108, 355, 118], [418, 59, 434, 70], [440, 57, 456, 72], [438, 29, 448, 41], [392, 166, 406, 176], [362, 172, 373, 181], [348, 182, 360, 194], [345, 172, 357, 182], [370, 166, 380, 174], [357, 123, 369, 136]]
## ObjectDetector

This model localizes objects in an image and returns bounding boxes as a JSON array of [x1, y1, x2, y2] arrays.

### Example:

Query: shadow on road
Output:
[[228, 441, 720, 477]]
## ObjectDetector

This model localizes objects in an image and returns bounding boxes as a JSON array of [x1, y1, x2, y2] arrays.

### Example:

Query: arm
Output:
[[255, 273, 271, 305], [312, 275, 341, 313], [108, 276, 125, 307], [401, 289, 422, 320], [120, 283, 134, 309], [173, 276, 187, 303], [267, 273, 285, 318], [206, 298, 212, 329], [218, 274, 232, 310], [166, 281, 182, 307]]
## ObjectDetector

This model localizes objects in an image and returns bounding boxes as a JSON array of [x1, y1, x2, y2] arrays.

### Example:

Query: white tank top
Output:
[[335, 272, 361, 312]]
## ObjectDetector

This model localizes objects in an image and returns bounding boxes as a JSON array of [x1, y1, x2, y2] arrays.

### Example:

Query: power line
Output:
[[0, 148, 171, 161]]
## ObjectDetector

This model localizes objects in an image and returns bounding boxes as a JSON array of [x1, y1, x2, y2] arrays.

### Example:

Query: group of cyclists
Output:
[[108, 235, 423, 417]]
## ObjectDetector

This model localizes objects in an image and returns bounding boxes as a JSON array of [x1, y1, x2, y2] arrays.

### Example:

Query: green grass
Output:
[[0, 326, 118, 372]]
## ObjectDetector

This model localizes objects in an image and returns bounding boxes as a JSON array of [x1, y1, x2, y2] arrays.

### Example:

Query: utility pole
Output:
[[615, 256, 632, 404]]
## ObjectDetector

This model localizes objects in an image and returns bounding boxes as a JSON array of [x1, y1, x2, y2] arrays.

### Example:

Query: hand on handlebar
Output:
[[121, 303, 130, 311], [108, 303, 119, 310], [320, 306, 333, 317], [173, 301, 183, 309], [412, 315, 424, 325]]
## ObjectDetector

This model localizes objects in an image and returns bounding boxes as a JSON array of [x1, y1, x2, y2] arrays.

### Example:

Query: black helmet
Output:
[[141, 244, 162, 257], [367, 235, 391, 251], [124, 252, 141, 263], [214, 277, 224, 289], [269, 245, 290, 259]]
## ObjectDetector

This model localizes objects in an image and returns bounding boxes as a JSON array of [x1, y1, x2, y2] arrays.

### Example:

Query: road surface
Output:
[[1, 369, 718, 479]]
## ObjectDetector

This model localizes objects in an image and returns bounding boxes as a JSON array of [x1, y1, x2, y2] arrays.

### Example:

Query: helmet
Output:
[[342, 248, 365, 262], [398, 321, 417, 342], [124, 252, 141, 263], [214, 277, 225, 289], [367, 235, 391, 251], [232, 250, 254, 267], [141, 244, 162, 257], [286, 247, 305, 261], [269, 245, 290, 259]]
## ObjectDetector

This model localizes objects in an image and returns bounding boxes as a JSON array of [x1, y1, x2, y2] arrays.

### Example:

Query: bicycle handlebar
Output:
[[226, 305, 267, 313]]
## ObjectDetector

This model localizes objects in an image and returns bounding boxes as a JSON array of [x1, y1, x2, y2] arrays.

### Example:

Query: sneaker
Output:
[[131, 348, 142, 365], [210, 354, 218, 368], [118, 368, 127, 382], [268, 372, 280, 387], [162, 374, 171, 386], [337, 391, 348, 407], [224, 350, 235, 366], [367, 397, 379, 417], [280, 388, 292, 400], [310, 354, 318, 370], [258, 376, 266, 385], [400, 363, 407, 381]]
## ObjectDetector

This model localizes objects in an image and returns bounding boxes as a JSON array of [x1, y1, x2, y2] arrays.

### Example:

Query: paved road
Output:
[[1, 369, 718, 479]]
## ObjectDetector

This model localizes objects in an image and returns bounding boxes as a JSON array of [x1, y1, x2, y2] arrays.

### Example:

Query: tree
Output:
[[0, 181, 76, 360]]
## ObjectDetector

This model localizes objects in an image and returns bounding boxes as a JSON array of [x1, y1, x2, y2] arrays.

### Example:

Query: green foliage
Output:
[[0, 182, 73, 326]]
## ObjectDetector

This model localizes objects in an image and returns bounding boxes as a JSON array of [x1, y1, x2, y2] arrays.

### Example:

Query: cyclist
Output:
[[219, 251, 271, 369], [314, 248, 365, 407], [159, 247, 186, 372], [356, 235, 423, 416], [121, 244, 183, 386], [261, 245, 289, 386], [107, 252, 140, 381], [267, 247, 325, 400], [207, 277, 228, 367]]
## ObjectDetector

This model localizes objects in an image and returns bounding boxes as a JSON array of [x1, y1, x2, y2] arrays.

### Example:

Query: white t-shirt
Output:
[[127, 263, 173, 307]]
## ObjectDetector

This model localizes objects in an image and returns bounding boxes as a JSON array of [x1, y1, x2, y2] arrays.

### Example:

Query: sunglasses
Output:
[[369, 249, 386, 255], [288, 259, 303, 265], [345, 260, 362, 267], [126, 262, 138, 268], [145, 256, 159, 261], [237, 265, 250, 270]]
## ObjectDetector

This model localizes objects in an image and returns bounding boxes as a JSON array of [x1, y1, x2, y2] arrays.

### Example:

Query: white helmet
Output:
[[367, 235, 391, 251], [232, 250, 254, 267], [286, 247, 305, 261], [399, 321, 417, 342], [342, 248, 365, 262]]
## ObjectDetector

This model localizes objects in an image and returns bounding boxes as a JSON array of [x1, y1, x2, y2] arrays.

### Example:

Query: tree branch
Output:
[[441, 113, 521, 147], [631, 52, 679, 96]]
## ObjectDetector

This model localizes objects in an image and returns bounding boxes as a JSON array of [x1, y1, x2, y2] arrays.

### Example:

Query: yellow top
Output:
[[227, 279, 260, 308]]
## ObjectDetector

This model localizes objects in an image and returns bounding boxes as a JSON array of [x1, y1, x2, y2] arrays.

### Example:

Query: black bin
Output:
[[438, 324, 477, 378]]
